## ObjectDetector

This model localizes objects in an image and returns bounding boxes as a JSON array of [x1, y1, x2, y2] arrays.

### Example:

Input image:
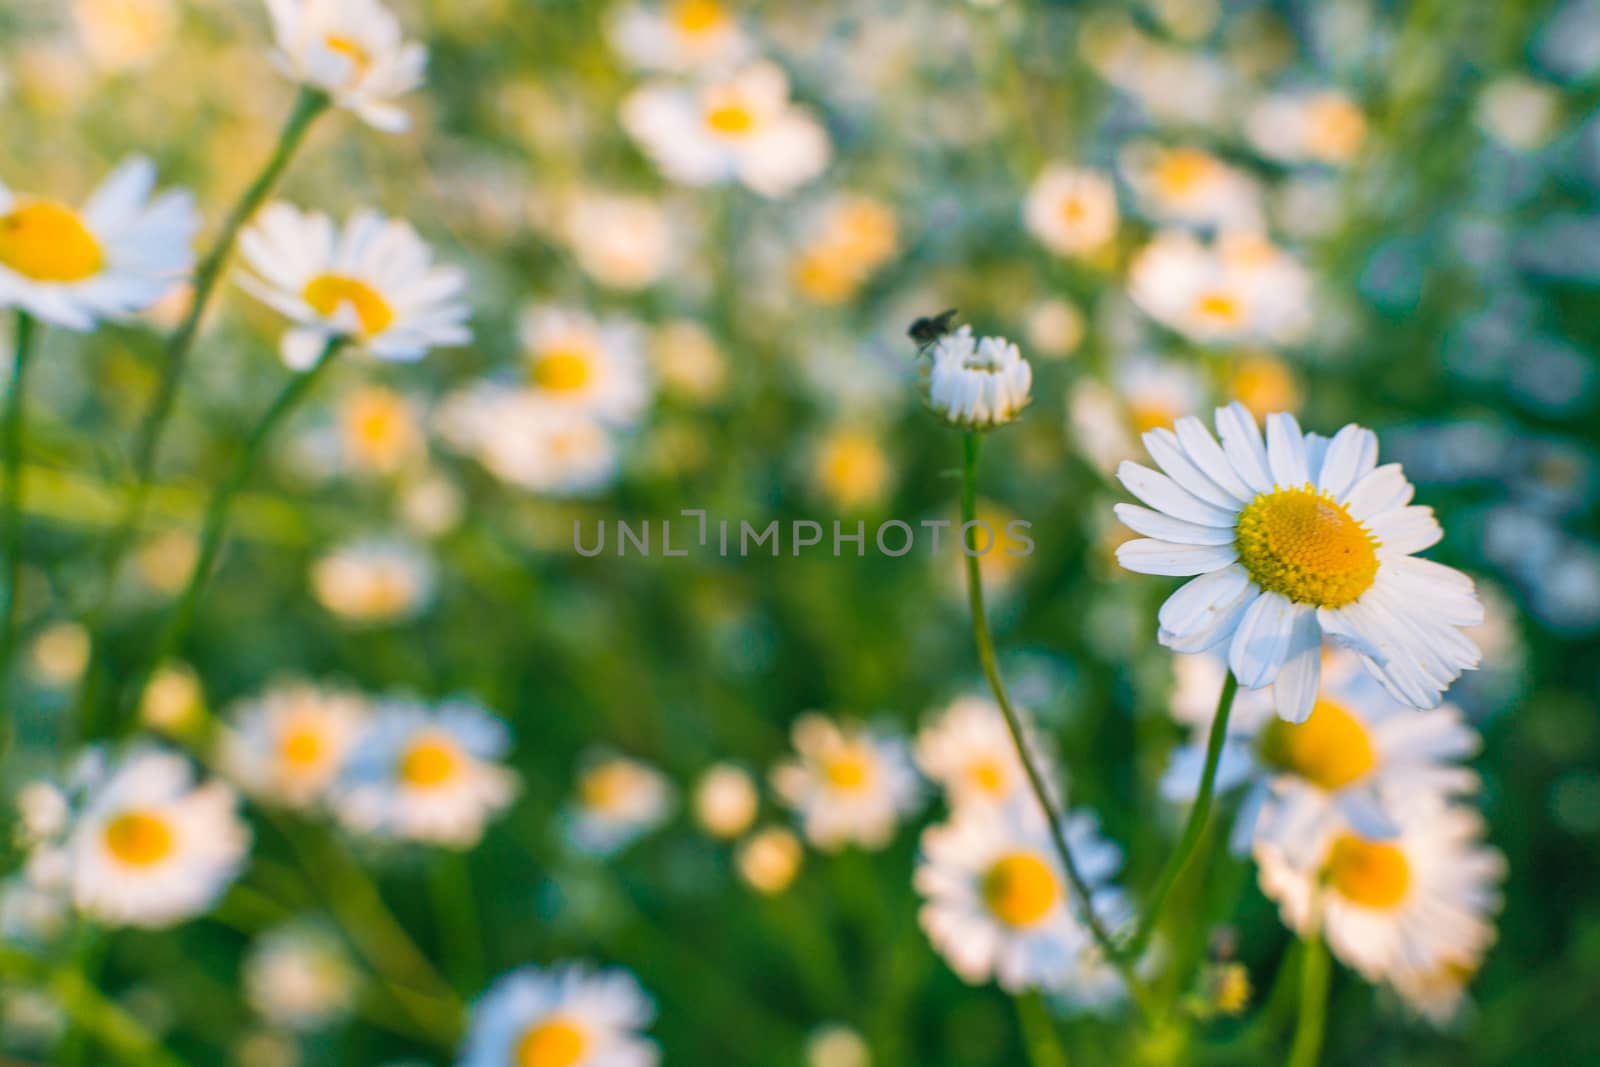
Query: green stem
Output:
[[1286, 934, 1330, 1067], [75, 87, 328, 738], [427, 850, 484, 993], [1130, 670, 1239, 959], [1015, 992, 1069, 1067], [959, 432, 1153, 1018], [0, 311, 38, 694]]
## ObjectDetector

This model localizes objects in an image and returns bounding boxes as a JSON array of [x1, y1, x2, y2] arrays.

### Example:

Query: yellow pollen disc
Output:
[[1059, 195, 1088, 224], [1153, 149, 1216, 197], [514, 1018, 586, 1067], [0, 201, 105, 283], [532, 348, 594, 392], [303, 274, 395, 337], [398, 737, 461, 789], [1129, 401, 1179, 436], [280, 726, 325, 768], [1257, 698, 1376, 789], [982, 852, 1060, 927], [1194, 290, 1244, 326], [580, 763, 636, 811], [103, 810, 175, 867], [1234, 486, 1380, 608], [822, 748, 873, 792], [324, 34, 371, 73], [706, 102, 755, 135], [1326, 834, 1410, 910], [671, 0, 727, 34], [968, 758, 1006, 795]]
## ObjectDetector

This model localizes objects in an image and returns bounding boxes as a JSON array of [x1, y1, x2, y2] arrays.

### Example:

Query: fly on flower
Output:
[[908, 308, 959, 356]]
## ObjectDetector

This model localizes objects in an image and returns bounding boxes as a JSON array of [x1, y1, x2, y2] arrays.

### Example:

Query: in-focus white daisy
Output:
[[244, 923, 357, 1031], [915, 800, 1129, 995], [772, 714, 922, 851], [437, 386, 621, 497], [334, 698, 518, 848], [520, 307, 651, 428], [1119, 144, 1263, 230], [691, 763, 758, 840], [1257, 792, 1504, 1001], [310, 536, 435, 624], [238, 202, 469, 370], [264, 0, 427, 132], [1246, 90, 1368, 166], [563, 194, 675, 291], [914, 695, 1056, 811], [925, 327, 1033, 430], [622, 62, 830, 198], [459, 964, 658, 1067], [67, 747, 250, 928], [1128, 231, 1312, 347], [1115, 403, 1484, 721], [0, 156, 198, 331], [219, 681, 369, 810], [1023, 165, 1119, 257], [1162, 649, 1480, 851], [1067, 355, 1208, 474], [564, 753, 676, 856], [608, 0, 749, 73]]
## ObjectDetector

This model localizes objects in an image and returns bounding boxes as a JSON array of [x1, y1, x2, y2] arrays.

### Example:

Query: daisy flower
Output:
[[622, 61, 831, 198], [608, 0, 749, 73], [1119, 144, 1263, 231], [219, 681, 369, 810], [520, 306, 651, 428], [1128, 231, 1311, 347], [736, 826, 804, 894], [914, 695, 1056, 811], [925, 327, 1033, 430], [244, 923, 357, 1031], [334, 384, 425, 475], [563, 193, 675, 291], [564, 753, 676, 857], [237, 202, 469, 370], [1023, 165, 1119, 257], [1067, 355, 1207, 474], [459, 964, 658, 1067], [1246, 90, 1368, 166], [1115, 402, 1483, 721], [790, 194, 900, 305], [691, 763, 758, 840], [67, 747, 250, 928], [1256, 792, 1504, 999], [1161, 649, 1481, 851], [810, 426, 892, 511], [0, 156, 198, 331], [333, 698, 518, 848], [437, 386, 620, 497], [915, 800, 1129, 995], [772, 714, 922, 851], [310, 536, 435, 624], [264, 0, 427, 132]]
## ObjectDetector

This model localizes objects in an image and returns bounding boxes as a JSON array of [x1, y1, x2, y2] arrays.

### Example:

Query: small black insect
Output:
[[908, 308, 959, 355]]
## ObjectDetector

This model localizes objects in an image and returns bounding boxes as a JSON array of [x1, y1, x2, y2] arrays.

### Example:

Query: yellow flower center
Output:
[[671, 0, 727, 35], [280, 725, 326, 768], [514, 1018, 586, 1067], [103, 810, 175, 867], [1153, 149, 1217, 198], [1193, 290, 1244, 328], [532, 348, 594, 392], [982, 851, 1060, 927], [706, 102, 756, 135], [1307, 98, 1367, 161], [1129, 400, 1180, 436], [822, 748, 873, 792], [323, 34, 371, 74], [1058, 195, 1088, 224], [818, 432, 888, 505], [1257, 698, 1376, 789], [1326, 834, 1410, 910], [1234, 486, 1380, 608], [303, 274, 394, 337], [0, 201, 105, 283], [580, 763, 638, 811], [968, 758, 1006, 795], [398, 737, 461, 789]]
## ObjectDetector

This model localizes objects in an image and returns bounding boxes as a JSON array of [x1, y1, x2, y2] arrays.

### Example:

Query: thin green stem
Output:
[[75, 87, 328, 737], [1287, 933, 1330, 1067], [1015, 992, 1069, 1067], [427, 850, 484, 992], [0, 311, 38, 694], [959, 432, 1153, 1018], [1130, 670, 1239, 959]]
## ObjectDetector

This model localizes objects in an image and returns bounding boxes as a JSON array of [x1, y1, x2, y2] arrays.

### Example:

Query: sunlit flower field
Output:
[[2, 1, 1598, 1065]]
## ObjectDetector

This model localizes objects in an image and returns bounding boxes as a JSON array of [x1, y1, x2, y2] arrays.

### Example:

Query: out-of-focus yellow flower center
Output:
[[514, 1018, 586, 1067], [532, 348, 594, 392], [580, 762, 638, 812], [817, 431, 889, 506], [982, 852, 1060, 927], [103, 810, 175, 867], [1152, 149, 1217, 198], [280, 725, 326, 768], [1235, 486, 1380, 607], [303, 274, 394, 337], [1193, 290, 1244, 328], [1306, 97, 1367, 162], [822, 747, 873, 792], [341, 387, 412, 466], [670, 0, 727, 35], [967, 758, 1006, 795], [1258, 698, 1376, 789], [323, 34, 371, 74], [0, 200, 104, 283], [1326, 834, 1410, 909], [1211, 963, 1252, 1016], [1230, 354, 1299, 420], [1058, 194, 1089, 224], [398, 736, 461, 789], [706, 101, 756, 135], [1129, 400, 1180, 436]]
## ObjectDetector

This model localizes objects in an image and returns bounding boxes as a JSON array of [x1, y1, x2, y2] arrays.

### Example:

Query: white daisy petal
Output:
[[1265, 413, 1310, 486], [1117, 539, 1238, 577], [1157, 564, 1254, 638], [1270, 605, 1322, 723], [1116, 462, 1237, 527], [1214, 402, 1273, 492], [1228, 591, 1297, 688], [1114, 503, 1237, 545], [1316, 424, 1379, 499]]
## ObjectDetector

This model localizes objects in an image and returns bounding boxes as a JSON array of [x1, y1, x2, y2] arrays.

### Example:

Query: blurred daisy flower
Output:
[[244, 922, 358, 1031], [0, 156, 198, 330], [264, 0, 427, 132], [1161, 650, 1480, 851], [238, 203, 470, 370], [565, 753, 676, 856], [1128, 231, 1311, 347], [437, 386, 620, 496], [1023, 165, 1119, 257], [736, 826, 803, 894], [772, 714, 922, 851], [1068, 355, 1208, 474], [66, 747, 250, 928], [521, 306, 652, 428], [609, 0, 749, 73], [459, 964, 659, 1067], [622, 61, 831, 197], [915, 800, 1129, 995], [1246, 90, 1368, 167], [563, 193, 676, 291], [72, 0, 177, 71], [925, 327, 1033, 430], [810, 426, 893, 511], [1120, 144, 1263, 231], [790, 193, 900, 304], [330, 384, 426, 476], [692, 763, 759, 840], [310, 536, 435, 624], [650, 320, 726, 402], [914, 695, 1056, 811], [334, 698, 519, 848], [1116, 404, 1484, 721], [219, 681, 369, 810]]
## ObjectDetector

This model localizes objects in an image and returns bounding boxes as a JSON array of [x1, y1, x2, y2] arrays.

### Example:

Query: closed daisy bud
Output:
[[264, 0, 427, 133], [736, 826, 803, 894], [692, 763, 758, 839], [926, 327, 1032, 431]]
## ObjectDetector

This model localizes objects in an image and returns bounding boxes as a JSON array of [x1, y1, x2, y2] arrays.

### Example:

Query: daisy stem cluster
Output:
[[959, 432, 1155, 1018], [1129, 671, 1239, 958], [0, 310, 37, 703], [76, 87, 330, 738]]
